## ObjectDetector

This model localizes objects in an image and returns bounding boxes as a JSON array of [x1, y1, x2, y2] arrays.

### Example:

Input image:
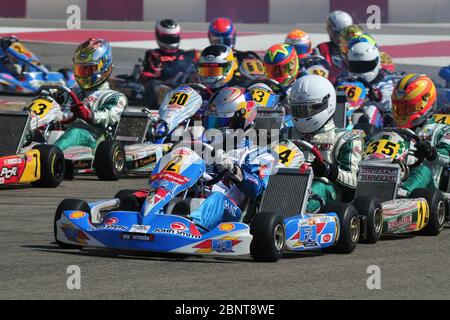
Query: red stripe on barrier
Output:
[[0, 0, 26, 18], [381, 41, 450, 58], [87, 0, 143, 21], [206, 0, 269, 23]]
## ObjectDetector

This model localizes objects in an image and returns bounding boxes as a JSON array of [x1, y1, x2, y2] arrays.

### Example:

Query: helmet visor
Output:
[[74, 63, 99, 77], [392, 99, 421, 118], [290, 94, 330, 118], [209, 35, 233, 47], [348, 57, 379, 74], [198, 62, 232, 77], [265, 62, 293, 80], [158, 34, 180, 44]]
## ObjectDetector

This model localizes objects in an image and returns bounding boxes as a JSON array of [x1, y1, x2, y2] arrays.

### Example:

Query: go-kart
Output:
[[0, 37, 75, 94], [0, 110, 65, 187], [299, 55, 330, 79], [358, 128, 447, 235], [54, 139, 366, 262], [234, 51, 265, 87]]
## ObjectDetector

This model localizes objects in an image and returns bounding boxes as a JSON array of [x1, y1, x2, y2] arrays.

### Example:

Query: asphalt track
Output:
[[1, 22, 450, 300]]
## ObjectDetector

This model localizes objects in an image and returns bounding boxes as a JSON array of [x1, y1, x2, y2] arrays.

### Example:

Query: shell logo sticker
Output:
[[70, 211, 86, 219], [218, 223, 235, 232]]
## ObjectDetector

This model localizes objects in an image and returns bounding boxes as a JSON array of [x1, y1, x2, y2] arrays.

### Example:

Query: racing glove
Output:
[[311, 157, 339, 181], [71, 102, 93, 123], [415, 139, 437, 161], [215, 149, 243, 183]]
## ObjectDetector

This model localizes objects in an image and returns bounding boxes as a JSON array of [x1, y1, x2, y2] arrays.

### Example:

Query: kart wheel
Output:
[[114, 189, 141, 212], [411, 188, 445, 236], [250, 211, 285, 262], [31, 144, 65, 188], [54, 199, 90, 249], [94, 140, 125, 181], [323, 202, 360, 254], [353, 196, 383, 244]]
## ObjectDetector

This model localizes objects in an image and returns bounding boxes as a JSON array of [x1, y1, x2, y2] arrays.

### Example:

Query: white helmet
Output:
[[289, 75, 336, 134], [326, 10, 353, 45], [347, 41, 380, 83]]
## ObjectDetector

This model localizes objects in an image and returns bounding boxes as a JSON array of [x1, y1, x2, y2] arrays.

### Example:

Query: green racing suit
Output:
[[55, 82, 127, 151]]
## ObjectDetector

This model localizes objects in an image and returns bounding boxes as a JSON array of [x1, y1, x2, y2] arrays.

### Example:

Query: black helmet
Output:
[[155, 19, 181, 53]]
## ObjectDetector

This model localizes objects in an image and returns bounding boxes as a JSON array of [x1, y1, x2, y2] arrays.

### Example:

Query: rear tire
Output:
[[323, 202, 360, 254], [94, 140, 125, 181], [250, 211, 285, 262], [54, 199, 90, 249], [114, 189, 141, 211], [353, 196, 383, 244], [31, 144, 65, 188], [411, 188, 445, 236]]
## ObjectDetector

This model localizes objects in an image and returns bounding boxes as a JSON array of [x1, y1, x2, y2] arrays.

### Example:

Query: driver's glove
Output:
[[311, 157, 339, 181], [215, 149, 235, 173], [415, 139, 437, 161], [70, 102, 93, 123]]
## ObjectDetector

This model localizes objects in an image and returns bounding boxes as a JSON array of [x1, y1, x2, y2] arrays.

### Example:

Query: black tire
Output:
[[31, 144, 65, 188], [165, 198, 191, 216], [410, 188, 445, 236], [323, 202, 360, 254], [353, 196, 383, 244], [54, 199, 90, 249], [250, 211, 285, 262], [114, 189, 141, 211], [93, 140, 125, 181]]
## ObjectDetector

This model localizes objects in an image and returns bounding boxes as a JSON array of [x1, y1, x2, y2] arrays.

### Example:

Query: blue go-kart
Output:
[[54, 140, 365, 262], [0, 36, 75, 94]]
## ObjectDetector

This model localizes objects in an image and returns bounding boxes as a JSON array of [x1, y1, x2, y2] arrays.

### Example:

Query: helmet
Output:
[[204, 87, 256, 131], [0, 36, 20, 50], [208, 17, 236, 48], [289, 75, 336, 134], [285, 29, 312, 59], [326, 10, 353, 45], [348, 33, 377, 51], [392, 74, 437, 128], [155, 19, 181, 53], [347, 41, 380, 83], [73, 38, 113, 90], [198, 44, 237, 89], [338, 24, 363, 57], [263, 43, 299, 88]]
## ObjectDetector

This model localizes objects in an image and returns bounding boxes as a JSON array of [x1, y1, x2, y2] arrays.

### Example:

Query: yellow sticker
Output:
[[306, 65, 329, 78], [274, 144, 296, 167], [433, 114, 450, 125], [29, 98, 53, 118], [242, 59, 264, 76], [364, 139, 400, 159], [18, 150, 40, 183], [251, 89, 270, 107], [168, 92, 190, 108], [11, 43, 30, 56], [337, 84, 363, 102]]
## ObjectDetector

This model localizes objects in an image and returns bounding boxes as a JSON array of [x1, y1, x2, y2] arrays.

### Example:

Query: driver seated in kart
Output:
[[0, 36, 24, 76], [142, 19, 200, 108], [54, 38, 127, 151], [392, 74, 450, 196], [286, 75, 364, 212], [316, 10, 354, 83]]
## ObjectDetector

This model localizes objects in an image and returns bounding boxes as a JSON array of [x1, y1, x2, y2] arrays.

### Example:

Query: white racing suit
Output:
[[55, 82, 127, 151]]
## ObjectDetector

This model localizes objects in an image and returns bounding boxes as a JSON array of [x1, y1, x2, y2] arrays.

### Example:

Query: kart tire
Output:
[[353, 196, 383, 244], [54, 199, 90, 249], [250, 211, 285, 262], [94, 140, 125, 181], [31, 144, 65, 188], [114, 189, 141, 212], [323, 202, 360, 254], [411, 188, 445, 236]]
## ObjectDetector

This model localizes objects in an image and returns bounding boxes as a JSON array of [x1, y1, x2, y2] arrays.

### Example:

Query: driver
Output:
[[392, 74, 450, 195], [0, 36, 24, 75], [142, 19, 200, 108], [54, 38, 127, 151], [286, 75, 364, 212], [263, 43, 299, 94]]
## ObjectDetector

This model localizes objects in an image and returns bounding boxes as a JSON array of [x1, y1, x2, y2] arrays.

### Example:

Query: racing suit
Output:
[[190, 140, 275, 232], [54, 82, 127, 151], [142, 48, 199, 108], [401, 121, 450, 194], [0, 45, 22, 75], [315, 41, 345, 84], [289, 120, 364, 212]]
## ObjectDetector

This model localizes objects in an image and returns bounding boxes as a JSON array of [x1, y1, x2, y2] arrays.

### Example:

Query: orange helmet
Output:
[[285, 29, 312, 59], [392, 74, 437, 128]]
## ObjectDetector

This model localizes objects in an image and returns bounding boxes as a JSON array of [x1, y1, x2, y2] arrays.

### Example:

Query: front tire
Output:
[[94, 140, 125, 181], [54, 199, 90, 249], [353, 196, 383, 244], [411, 188, 445, 236], [250, 211, 285, 262], [323, 202, 360, 254], [31, 144, 65, 188]]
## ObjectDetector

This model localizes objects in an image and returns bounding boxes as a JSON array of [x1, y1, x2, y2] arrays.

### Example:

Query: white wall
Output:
[[26, 0, 87, 20], [143, 0, 206, 22], [389, 0, 450, 23], [269, 0, 329, 24]]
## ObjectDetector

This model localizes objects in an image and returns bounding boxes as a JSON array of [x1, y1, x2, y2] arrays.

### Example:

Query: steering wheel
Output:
[[388, 128, 424, 169], [186, 83, 214, 100], [247, 78, 288, 101], [288, 139, 325, 175], [38, 84, 82, 107], [300, 55, 330, 71]]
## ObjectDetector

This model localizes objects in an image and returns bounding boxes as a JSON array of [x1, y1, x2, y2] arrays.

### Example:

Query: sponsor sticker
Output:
[[121, 233, 154, 241], [218, 223, 235, 232], [154, 228, 201, 239], [70, 211, 86, 219], [4, 158, 22, 165], [104, 217, 118, 225], [170, 222, 187, 231], [129, 224, 151, 234], [212, 239, 233, 253], [320, 233, 332, 243], [0, 167, 18, 179], [90, 225, 127, 231]]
